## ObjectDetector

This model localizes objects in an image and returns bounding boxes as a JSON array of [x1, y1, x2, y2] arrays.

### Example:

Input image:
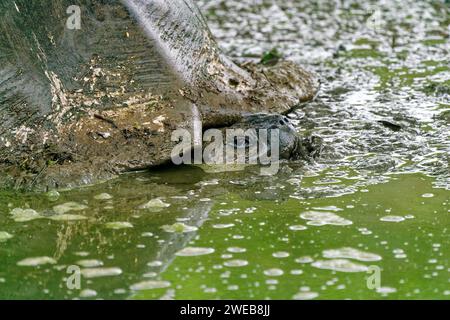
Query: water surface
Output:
[[0, 0, 449, 299]]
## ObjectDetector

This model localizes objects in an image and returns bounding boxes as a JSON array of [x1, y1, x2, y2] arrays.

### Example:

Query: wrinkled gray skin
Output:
[[0, 0, 319, 191]]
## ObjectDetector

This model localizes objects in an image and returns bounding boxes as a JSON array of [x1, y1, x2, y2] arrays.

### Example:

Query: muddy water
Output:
[[0, 0, 449, 299]]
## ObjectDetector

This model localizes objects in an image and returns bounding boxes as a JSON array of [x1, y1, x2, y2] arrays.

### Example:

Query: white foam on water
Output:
[[81, 267, 123, 278], [272, 252, 290, 258], [79, 289, 97, 298], [292, 291, 319, 300], [380, 215, 405, 223], [212, 223, 235, 229], [129, 280, 171, 291], [10, 208, 41, 222], [311, 259, 369, 272], [227, 247, 247, 253], [161, 223, 198, 233], [295, 256, 314, 264], [53, 202, 88, 215], [17, 256, 57, 267], [94, 193, 113, 200], [76, 259, 104, 268], [176, 247, 215, 257], [224, 259, 249, 267], [49, 214, 87, 221], [0, 231, 13, 242], [105, 222, 134, 229], [322, 247, 382, 262], [138, 198, 171, 210], [300, 211, 353, 226], [263, 268, 284, 276], [289, 225, 308, 231]]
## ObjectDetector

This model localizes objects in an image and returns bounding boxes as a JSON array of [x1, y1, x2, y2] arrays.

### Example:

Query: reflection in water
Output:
[[0, 0, 449, 299]]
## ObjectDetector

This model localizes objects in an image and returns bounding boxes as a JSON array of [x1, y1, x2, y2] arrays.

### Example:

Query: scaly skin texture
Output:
[[0, 0, 319, 191]]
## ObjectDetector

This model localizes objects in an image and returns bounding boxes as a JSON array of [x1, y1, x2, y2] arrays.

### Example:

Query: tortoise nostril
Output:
[[279, 119, 285, 125]]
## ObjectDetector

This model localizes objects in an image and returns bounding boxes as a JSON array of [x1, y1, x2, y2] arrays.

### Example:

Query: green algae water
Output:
[[0, 0, 449, 299]]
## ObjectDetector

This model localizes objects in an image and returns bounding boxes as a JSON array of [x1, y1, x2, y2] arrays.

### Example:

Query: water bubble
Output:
[[227, 247, 247, 253], [53, 202, 88, 215], [312, 206, 343, 212], [147, 261, 163, 267], [17, 256, 57, 267], [79, 289, 97, 298], [143, 272, 158, 278], [376, 287, 397, 294], [312, 259, 369, 272], [322, 247, 382, 261], [81, 267, 122, 278], [289, 225, 308, 231], [10, 208, 41, 222], [129, 280, 171, 291], [76, 259, 104, 268], [263, 268, 284, 276], [49, 214, 87, 221], [380, 216, 405, 223], [176, 247, 215, 257], [212, 223, 235, 229], [94, 193, 113, 200], [295, 256, 314, 264], [161, 223, 198, 233], [422, 193, 434, 198], [105, 221, 133, 229], [290, 269, 304, 275], [300, 211, 352, 226], [224, 260, 249, 267], [0, 231, 13, 242], [138, 198, 171, 210], [141, 232, 154, 237], [47, 190, 60, 202], [293, 291, 319, 300], [273, 252, 290, 258]]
